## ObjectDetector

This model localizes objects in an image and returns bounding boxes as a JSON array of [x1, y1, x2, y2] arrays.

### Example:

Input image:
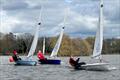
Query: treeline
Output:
[[0, 32, 120, 56]]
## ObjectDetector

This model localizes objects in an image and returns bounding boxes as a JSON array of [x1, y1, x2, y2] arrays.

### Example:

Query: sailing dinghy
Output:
[[82, 0, 116, 71], [38, 27, 65, 65], [69, 0, 116, 71], [10, 22, 41, 66], [38, 8, 68, 65]]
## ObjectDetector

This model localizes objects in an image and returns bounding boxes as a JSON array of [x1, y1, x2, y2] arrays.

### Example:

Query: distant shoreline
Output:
[[0, 53, 120, 57]]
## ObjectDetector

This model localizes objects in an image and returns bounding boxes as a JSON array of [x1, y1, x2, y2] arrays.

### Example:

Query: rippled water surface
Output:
[[0, 55, 120, 80]]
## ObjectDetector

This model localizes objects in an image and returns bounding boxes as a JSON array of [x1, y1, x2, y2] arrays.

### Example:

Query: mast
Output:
[[27, 7, 42, 59], [92, 0, 103, 60], [50, 27, 65, 57], [27, 23, 41, 58], [42, 37, 45, 54], [50, 8, 68, 57]]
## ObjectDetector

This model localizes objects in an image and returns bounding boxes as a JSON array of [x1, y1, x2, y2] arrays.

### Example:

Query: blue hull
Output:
[[39, 59, 61, 65], [15, 60, 37, 66]]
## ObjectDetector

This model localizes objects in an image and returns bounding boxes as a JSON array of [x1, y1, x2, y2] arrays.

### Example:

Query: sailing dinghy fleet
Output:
[[8, 0, 117, 71], [9, 24, 64, 65]]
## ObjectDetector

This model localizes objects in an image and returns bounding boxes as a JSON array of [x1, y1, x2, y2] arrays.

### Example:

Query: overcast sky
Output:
[[0, 0, 120, 38]]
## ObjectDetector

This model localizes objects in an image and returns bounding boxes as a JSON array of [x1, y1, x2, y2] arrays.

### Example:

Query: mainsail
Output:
[[50, 27, 65, 57], [27, 23, 40, 59], [50, 8, 67, 57], [92, 0, 103, 59]]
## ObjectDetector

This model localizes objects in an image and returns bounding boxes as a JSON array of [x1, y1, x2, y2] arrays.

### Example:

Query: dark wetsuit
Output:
[[69, 57, 86, 70], [12, 55, 21, 62], [38, 58, 47, 64], [69, 57, 78, 66]]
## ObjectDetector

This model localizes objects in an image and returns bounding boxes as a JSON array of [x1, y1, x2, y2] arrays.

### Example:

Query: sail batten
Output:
[[50, 27, 65, 57], [92, 0, 103, 59]]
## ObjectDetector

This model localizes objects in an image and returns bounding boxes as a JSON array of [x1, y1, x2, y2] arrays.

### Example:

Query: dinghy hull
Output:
[[82, 63, 113, 71], [39, 59, 61, 65], [15, 60, 37, 66]]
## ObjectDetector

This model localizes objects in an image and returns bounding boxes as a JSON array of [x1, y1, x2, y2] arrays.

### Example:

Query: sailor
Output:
[[69, 56, 78, 66], [12, 50, 21, 62], [37, 50, 47, 64], [69, 56, 86, 69], [37, 50, 44, 60]]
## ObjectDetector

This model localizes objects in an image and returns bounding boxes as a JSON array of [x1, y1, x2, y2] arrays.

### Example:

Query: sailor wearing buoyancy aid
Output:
[[12, 50, 21, 61], [69, 56, 86, 69]]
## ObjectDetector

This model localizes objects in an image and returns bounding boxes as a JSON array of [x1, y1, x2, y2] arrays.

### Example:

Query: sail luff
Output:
[[50, 27, 64, 57], [92, 0, 103, 59]]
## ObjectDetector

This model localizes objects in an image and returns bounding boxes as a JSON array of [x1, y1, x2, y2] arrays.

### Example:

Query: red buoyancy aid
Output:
[[13, 50, 17, 55], [9, 56, 14, 62], [37, 51, 45, 60]]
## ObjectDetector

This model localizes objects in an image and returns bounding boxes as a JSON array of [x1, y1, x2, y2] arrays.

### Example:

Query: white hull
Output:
[[82, 63, 116, 71]]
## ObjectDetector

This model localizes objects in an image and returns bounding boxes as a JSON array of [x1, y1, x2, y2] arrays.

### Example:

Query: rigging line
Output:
[[70, 37, 73, 56]]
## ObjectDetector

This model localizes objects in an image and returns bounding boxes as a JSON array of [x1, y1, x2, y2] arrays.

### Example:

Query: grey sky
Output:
[[0, 0, 120, 38]]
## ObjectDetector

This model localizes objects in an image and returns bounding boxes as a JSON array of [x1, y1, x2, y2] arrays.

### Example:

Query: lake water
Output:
[[0, 55, 120, 80]]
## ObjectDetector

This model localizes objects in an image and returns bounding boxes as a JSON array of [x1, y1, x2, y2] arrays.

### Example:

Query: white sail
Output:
[[42, 37, 45, 54], [92, 0, 103, 59], [50, 27, 65, 57], [27, 23, 40, 59]]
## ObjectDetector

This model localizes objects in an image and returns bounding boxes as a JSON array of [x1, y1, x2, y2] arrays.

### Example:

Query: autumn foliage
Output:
[[0, 32, 120, 56]]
